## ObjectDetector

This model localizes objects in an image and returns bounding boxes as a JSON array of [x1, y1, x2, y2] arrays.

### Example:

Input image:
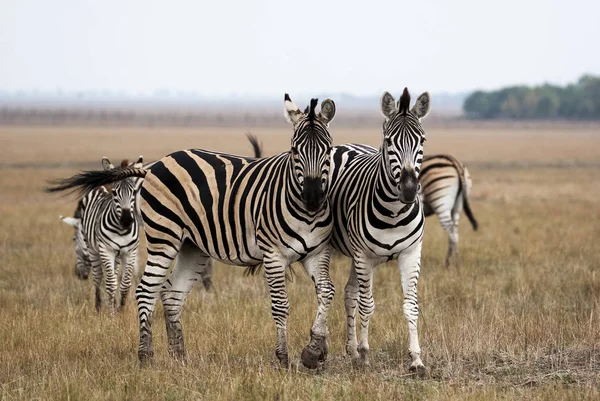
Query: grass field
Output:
[[1, 123, 599, 400]]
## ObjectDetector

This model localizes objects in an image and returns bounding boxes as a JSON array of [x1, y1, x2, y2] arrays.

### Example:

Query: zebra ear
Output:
[[411, 91, 431, 120], [380, 91, 397, 120], [318, 99, 336, 126], [133, 156, 144, 168], [284, 93, 303, 126], [60, 216, 80, 228], [102, 157, 114, 171], [99, 185, 114, 196]]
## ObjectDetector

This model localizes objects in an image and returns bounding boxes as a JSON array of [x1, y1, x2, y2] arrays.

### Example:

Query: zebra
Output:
[[45, 94, 337, 370], [59, 157, 122, 281], [327, 88, 431, 374], [50, 156, 144, 313], [420, 154, 478, 267]]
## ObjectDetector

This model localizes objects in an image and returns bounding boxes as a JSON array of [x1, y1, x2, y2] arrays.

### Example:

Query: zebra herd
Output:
[[48, 90, 478, 375]]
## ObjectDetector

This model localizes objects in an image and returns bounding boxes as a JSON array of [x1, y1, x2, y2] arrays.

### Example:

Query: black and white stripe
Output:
[[328, 88, 431, 374], [420, 154, 478, 267], [52, 157, 143, 313], [46, 95, 337, 369]]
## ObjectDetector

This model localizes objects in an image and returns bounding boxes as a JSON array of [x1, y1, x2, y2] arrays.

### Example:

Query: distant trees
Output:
[[463, 75, 600, 120]]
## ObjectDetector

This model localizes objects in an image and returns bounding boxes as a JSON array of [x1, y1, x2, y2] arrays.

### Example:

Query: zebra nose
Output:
[[301, 177, 325, 212], [120, 209, 134, 228], [399, 168, 419, 204]]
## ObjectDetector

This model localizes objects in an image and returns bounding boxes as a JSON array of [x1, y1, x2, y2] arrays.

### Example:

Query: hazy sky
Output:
[[1, 0, 598, 96]]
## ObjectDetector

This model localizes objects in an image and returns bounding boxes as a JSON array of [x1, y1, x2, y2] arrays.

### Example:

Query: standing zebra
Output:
[[45, 95, 337, 370], [420, 154, 478, 267], [59, 157, 123, 281], [328, 88, 430, 374], [50, 157, 144, 313]]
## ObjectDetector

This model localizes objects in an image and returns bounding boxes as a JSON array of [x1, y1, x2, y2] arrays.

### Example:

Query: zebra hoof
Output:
[[301, 332, 327, 369], [346, 344, 359, 360], [301, 344, 321, 369], [355, 348, 370, 369], [409, 363, 426, 378], [275, 351, 290, 369], [138, 351, 154, 368]]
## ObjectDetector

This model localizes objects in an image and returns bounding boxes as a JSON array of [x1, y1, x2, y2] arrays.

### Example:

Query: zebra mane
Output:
[[303, 98, 319, 123], [120, 159, 129, 168], [398, 88, 411, 115]]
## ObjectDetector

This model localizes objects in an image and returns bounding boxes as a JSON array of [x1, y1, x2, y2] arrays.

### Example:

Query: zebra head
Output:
[[60, 215, 91, 280], [102, 156, 144, 228], [380, 88, 431, 204], [284, 94, 336, 212]]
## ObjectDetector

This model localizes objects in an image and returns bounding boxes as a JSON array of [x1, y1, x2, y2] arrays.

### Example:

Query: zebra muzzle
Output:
[[399, 169, 419, 204], [302, 177, 325, 212], [120, 209, 134, 228]]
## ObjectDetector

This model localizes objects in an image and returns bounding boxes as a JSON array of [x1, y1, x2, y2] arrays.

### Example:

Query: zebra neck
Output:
[[284, 155, 303, 204], [374, 153, 405, 215]]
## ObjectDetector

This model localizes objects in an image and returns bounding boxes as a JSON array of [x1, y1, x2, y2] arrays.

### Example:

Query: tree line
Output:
[[463, 74, 600, 120]]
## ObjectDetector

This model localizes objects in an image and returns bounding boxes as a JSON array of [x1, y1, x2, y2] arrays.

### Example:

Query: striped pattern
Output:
[[47, 95, 337, 369], [82, 158, 143, 313], [328, 88, 430, 374], [420, 154, 478, 267]]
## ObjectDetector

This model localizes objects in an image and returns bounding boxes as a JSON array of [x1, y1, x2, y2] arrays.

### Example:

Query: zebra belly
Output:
[[333, 213, 424, 263]]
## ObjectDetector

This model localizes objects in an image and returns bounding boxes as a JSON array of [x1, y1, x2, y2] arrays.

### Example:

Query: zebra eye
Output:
[[291, 147, 299, 156], [421, 137, 427, 144]]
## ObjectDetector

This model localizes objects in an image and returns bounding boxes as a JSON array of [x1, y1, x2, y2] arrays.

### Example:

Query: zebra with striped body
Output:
[[420, 154, 478, 267], [59, 157, 123, 281], [51, 157, 144, 313], [46, 95, 337, 369], [328, 88, 430, 374]]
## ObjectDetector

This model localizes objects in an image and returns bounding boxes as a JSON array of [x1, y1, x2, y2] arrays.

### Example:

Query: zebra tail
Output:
[[243, 262, 297, 282], [246, 132, 263, 158], [462, 192, 478, 231], [459, 168, 478, 231], [45, 167, 147, 197]]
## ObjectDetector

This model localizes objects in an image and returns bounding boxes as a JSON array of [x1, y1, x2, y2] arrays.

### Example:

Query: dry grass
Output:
[[1, 123, 599, 400]]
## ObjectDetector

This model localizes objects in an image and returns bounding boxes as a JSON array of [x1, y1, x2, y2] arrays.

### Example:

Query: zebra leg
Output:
[[448, 224, 460, 268], [90, 253, 103, 312], [355, 258, 375, 368], [344, 262, 360, 360], [160, 242, 209, 362], [398, 241, 425, 376], [450, 195, 464, 268], [99, 245, 118, 314], [136, 239, 179, 366], [438, 211, 457, 268], [263, 253, 290, 368], [118, 248, 138, 311], [300, 245, 334, 369]]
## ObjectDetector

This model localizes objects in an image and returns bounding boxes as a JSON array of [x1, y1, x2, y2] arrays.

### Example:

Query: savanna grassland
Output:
[[1, 121, 599, 400]]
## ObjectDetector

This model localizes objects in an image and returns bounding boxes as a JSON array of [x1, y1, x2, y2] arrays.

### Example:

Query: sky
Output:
[[1, 0, 599, 97]]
